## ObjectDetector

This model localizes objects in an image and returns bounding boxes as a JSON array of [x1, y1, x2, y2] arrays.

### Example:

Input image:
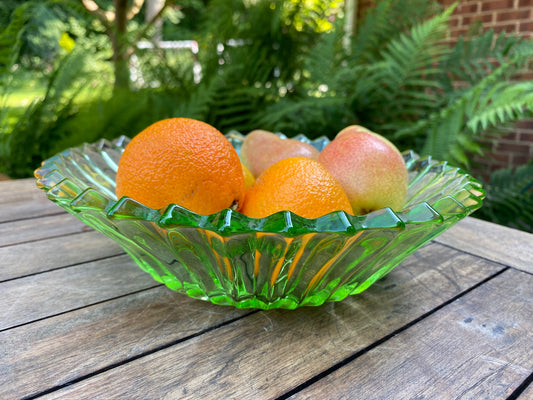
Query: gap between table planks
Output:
[[4, 241, 505, 400], [0, 286, 253, 400], [0, 178, 62, 223], [290, 267, 533, 400], [4, 177, 531, 273], [0, 212, 89, 248], [435, 217, 533, 275], [0, 230, 124, 281], [0, 254, 161, 331], [0, 179, 533, 399], [38, 265, 532, 400]]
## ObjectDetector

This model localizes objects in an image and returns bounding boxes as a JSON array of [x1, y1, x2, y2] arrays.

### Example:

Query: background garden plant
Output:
[[1, 0, 532, 231]]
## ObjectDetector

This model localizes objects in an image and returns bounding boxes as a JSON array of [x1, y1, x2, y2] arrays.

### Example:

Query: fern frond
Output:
[[344, 4, 454, 131], [379, 4, 454, 82], [476, 163, 533, 233], [442, 31, 532, 88], [206, 79, 273, 133], [4, 50, 91, 177], [256, 95, 351, 138], [467, 81, 533, 132], [395, 33, 533, 167], [351, 0, 441, 64], [419, 96, 467, 162], [0, 2, 31, 77], [303, 25, 345, 86]]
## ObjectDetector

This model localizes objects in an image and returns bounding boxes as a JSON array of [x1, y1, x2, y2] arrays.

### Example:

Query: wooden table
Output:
[[1, 178, 532, 400]]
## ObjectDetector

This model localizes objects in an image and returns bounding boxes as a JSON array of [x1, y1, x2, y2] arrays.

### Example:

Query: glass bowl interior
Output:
[[34, 132, 485, 309]]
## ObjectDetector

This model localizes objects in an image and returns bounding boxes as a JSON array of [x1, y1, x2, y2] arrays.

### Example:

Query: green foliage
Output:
[[196, 0, 341, 134], [1, 49, 90, 177], [256, 0, 533, 170], [397, 33, 533, 166], [0, 1, 32, 77], [256, 1, 456, 138], [0, 0, 89, 73], [350, 0, 440, 64], [2, 0, 533, 233], [49, 78, 219, 154], [476, 162, 533, 233]]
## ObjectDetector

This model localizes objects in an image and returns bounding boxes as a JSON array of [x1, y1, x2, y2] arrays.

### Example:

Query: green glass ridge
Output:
[[34, 133, 485, 309]]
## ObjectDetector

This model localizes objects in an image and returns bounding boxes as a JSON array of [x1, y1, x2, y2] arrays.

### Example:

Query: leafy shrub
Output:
[[476, 162, 533, 233], [1, 0, 532, 233]]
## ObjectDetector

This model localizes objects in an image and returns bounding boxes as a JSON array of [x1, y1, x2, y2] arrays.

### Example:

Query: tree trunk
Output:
[[343, 0, 359, 51], [113, 0, 130, 90]]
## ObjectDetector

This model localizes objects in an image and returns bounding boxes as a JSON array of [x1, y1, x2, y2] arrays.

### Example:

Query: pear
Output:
[[240, 129, 320, 177], [318, 125, 408, 215]]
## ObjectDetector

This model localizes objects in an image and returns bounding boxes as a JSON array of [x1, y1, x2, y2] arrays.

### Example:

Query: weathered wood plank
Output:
[[0, 212, 89, 247], [0, 254, 157, 330], [292, 268, 533, 400], [0, 286, 251, 400], [37, 243, 504, 399], [0, 178, 41, 202], [0, 178, 62, 222], [435, 217, 533, 274], [0, 230, 123, 281]]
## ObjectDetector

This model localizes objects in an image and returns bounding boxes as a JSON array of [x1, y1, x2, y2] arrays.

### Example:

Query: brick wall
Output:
[[355, 0, 533, 178], [442, 0, 533, 39], [440, 0, 533, 178]]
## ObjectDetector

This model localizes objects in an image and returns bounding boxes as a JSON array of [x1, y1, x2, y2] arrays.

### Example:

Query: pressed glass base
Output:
[[35, 132, 485, 309]]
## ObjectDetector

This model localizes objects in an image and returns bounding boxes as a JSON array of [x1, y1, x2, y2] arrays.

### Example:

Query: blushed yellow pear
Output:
[[240, 129, 320, 178], [318, 125, 408, 215]]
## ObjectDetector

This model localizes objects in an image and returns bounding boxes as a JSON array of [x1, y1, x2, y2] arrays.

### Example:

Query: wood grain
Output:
[[436, 217, 533, 273], [0, 178, 43, 202], [292, 268, 533, 400], [0, 178, 62, 223], [0, 286, 251, 400], [3, 178, 532, 400], [0, 212, 89, 247], [0, 230, 123, 281], [38, 243, 504, 399], [0, 254, 157, 330]]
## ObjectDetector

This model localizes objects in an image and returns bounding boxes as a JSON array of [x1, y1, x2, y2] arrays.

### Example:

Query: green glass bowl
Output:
[[34, 132, 485, 310]]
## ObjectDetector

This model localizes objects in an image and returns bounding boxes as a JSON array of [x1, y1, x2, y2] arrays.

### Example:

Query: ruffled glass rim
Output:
[[34, 131, 486, 237]]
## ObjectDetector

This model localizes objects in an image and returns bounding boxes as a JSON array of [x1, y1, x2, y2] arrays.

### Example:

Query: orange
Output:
[[241, 157, 354, 219], [115, 118, 245, 214]]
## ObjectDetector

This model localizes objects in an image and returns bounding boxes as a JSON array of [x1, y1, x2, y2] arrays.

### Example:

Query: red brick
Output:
[[494, 141, 531, 153], [500, 131, 519, 141], [492, 23, 519, 33], [462, 14, 494, 25], [485, 151, 512, 164], [481, 0, 515, 11], [511, 154, 533, 164], [514, 70, 533, 80], [519, 21, 533, 33], [496, 10, 531, 22], [518, 0, 533, 6], [457, 3, 480, 13], [519, 132, 533, 142], [515, 119, 533, 129], [450, 27, 471, 38], [450, 17, 460, 27]]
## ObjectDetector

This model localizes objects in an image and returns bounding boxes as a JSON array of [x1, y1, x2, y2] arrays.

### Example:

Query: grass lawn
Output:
[[1, 71, 46, 130], [4, 87, 44, 106], [2, 89, 44, 127]]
